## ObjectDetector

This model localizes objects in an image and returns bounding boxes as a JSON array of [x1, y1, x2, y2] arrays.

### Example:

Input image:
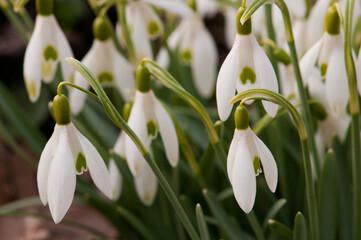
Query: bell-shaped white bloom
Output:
[[125, 90, 179, 177], [228, 105, 278, 213], [305, 0, 329, 49], [37, 95, 112, 223], [69, 39, 135, 114], [157, 12, 217, 98], [23, 15, 73, 102], [134, 161, 158, 206], [216, 28, 279, 121], [300, 32, 350, 117]]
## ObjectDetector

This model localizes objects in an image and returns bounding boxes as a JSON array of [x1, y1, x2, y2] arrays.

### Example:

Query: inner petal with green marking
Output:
[[148, 21, 160, 37], [98, 72, 114, 84], [240, 67, 256, 85], [75, 152, 87, 174], [253, 155, 262, 176], [320, 62, 328, 77], [43, 45, 58, 61], [181, 49, 192, 62], [25, 79, 37, 100], [147, 120, 158, 138], [41, 61, 53, 80]]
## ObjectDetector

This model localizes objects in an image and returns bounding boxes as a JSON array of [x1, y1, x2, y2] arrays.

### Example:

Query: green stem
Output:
[[230, 89, 319, 240], [57, 81, 98, 100], [0, 0, 29, 42], [17, 7, 34, 31], [116, 0, 137, 65], [344, 0, 361, 239], [66, 57, 200, 240], [247, 211, 265, 240]]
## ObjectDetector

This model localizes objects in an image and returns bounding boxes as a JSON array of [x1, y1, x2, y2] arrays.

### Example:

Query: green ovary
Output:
[[98, 72, 114, 84], [147, 120, 157, 138], [43, 45, 58, 61], [253, 156, 262, 175], [76, 152, 87, 174], [240, 67, 256, 85], [148, 21, 160, 36]]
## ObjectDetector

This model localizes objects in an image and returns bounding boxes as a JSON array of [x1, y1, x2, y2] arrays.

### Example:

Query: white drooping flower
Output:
[[216, 8, 279, 121], [228, 105, 278, 213], [69, 17, 135, 115], [157, 11, 218, 98], [300, 5, 352, 117], [37, 95, 112, 224], [125, 66, 179, 178], [109, 132, 126, 200], [118, 0, 192, 64], [23, 6, 73, 102]]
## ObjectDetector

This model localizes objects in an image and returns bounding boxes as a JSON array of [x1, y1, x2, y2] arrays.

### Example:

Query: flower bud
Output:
[[36, 0, 53, 16], [235, 105, 249, 130], [93, 17, 111, 41], [237, 8, 252, 35], [136, 66, 151, 93], [53, 94, 71, 125], [323, 5, 340, 35]]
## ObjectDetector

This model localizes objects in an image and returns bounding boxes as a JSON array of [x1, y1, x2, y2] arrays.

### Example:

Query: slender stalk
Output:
[[57, 81, 98, 100], [67, 57, 200, 240], [0, 0, 29, 42], [230, 89, 319, 240], [247, 212, 265, 240], [344, 0, 361, 239], [17, 7, 34, 31]]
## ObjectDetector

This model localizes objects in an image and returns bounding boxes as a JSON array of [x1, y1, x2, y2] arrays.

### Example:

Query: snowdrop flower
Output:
[[37, 94, 112, 223], [301, 5, 351, 117], [216, 8, 279, 121], [134, 162, 158, 206], [125, 66, 179, 177], [228, 105, 278, 213], [157, 9, 217, 98], [69, 17, 135, 115], [23, 0, 73, 102], [305, 0, 329, 49]]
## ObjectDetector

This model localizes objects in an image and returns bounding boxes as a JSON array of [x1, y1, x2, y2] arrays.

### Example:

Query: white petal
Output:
[[253, 36, 279, 117], [306, 0, 329, 48], [227, 130, 242, 182], [56, 20, 74, 83], [134, 162, 158, 206], [77, 131, 113, 199], [145, 0, 193, 18], [300, 38, 323, 86], [136, 2, 163, 39], [125, 91, 152, 176], [47, 126, 76, 224], [23, 16, 43, 102], [109, 158, 122, 199], [216, 36, 239, 121], [156, 47, 170, 69], [196, 0, 218, 17], [192, 26, 217, 98], [325, 45, 349, 117], [154, 99, 179, 167], [113, 131, 126, 158], [66, 123, 85, 174], [224, 7, 237, 49], [37, 125, 58, 205], [167, 20, 188, 49], [230, 130, 257, 213], [252, 131, 278, 192]]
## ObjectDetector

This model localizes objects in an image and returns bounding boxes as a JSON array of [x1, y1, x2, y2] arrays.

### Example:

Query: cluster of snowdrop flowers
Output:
[[228, 104, 278, 213], [216, 7, 279, 121], [124, 66, 179, 205], [23, 0, 73, 102], [69, 16, 135, 115], [37, 94, 112, 223]]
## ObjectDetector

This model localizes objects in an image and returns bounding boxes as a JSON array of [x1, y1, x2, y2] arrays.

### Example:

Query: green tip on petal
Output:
[[323, 5, 340, 35], [123, 101, 133, 122], [43, 45, 58, 61], [235, 105, 249, 130], [36, 0, 53, 16], [240, 67, 256, 85], [147, 21, 160, 37], [320, 63, 328, 77], [136, 65, 151, 92], [53, 94, 71, 125], [24, 79, 37, 101], [93, 17, 112, 41], [181, 50, 192, 62], [253, 156, 262, 175], [237, 7, 252, 35], [147, 120, 157, 138], [98, 72, 114, 84], [274, 48, 291, 65], [310, 101, 328, 121], [75, 152, 87, 174]]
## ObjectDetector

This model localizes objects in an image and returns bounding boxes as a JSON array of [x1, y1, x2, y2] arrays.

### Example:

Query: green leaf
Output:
[[318, 149, 337, 240], [196, 204, 210, 240], [203, 189, 254, 240], [262, 199, 287, 231], [268, 220, 293, 240], [293, 212, 308, 240]]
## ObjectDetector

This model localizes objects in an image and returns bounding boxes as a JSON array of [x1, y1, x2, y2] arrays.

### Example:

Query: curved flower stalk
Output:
[[69, 17, 135, 115], [125, 66, 179, 175], [156, 9, 218, 98], [300, 5, 354, 118], [37, 94, 112, 223], [216, 7, 279, 121], [117, 0, 192, 65], [23, 0, 73, 102], [228, 104, 277, 213]]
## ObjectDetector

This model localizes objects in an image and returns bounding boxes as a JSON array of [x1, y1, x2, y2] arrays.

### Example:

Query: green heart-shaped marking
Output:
[[43, 45, 58, 61], [148, 21, 160, 36], [240, 67, 256, 85], [76, 152, 87, 174], [147, 120, 157, 138], [253, 155, 262, 175], [98, 72, 114, 84]]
